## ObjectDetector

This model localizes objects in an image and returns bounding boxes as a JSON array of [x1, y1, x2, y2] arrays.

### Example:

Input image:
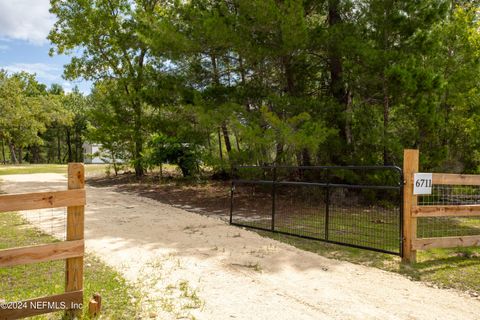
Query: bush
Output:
[[144, 134, 202, 177]]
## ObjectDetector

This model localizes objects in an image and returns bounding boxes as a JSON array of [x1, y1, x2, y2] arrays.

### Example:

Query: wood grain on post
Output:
[[412, 235, 480, 250], [0, 189, 86, 213], [65, 163, 85, 316], [88, 299, 99, 318], [412, 204, 480, 217], [88, 293, 102, 318], [432, 173, 480, 185], [402, 149, 419, 263], [0, 240, 84, 268]]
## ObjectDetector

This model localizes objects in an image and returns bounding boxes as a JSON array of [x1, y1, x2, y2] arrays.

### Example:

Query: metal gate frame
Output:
[[230, 165, 404, 256]]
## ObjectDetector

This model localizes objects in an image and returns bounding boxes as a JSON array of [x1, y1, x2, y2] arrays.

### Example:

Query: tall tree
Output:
[[49, 0, 163, 176]]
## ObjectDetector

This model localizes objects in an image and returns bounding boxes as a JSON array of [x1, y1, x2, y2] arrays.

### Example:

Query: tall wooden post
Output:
[[403, 149, 419, 263], [66, 163, 85, 316]]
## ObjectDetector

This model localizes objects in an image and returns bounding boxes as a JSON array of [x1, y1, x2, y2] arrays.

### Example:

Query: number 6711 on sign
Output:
[[413, 173, 433, 195]]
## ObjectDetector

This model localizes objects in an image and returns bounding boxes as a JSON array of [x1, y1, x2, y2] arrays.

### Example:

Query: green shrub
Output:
[[144, 134, 202, 177]]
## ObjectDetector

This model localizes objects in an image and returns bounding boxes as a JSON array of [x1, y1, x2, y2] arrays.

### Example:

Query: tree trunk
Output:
[[211, 54, 220, 86], [66, 128, 73, 163], [57, 130, 62, 163], [275, 143, 284, 164], [111, 151, 118, 176], [328, 0, 351, 160], [133, 101, 144, 177], [75, 127, 82, 162], [218, 128, 223, 162], [18, 146, 23, 164], [132, 49, 147, 177], [32, 145, 40, 163], [382, 72, 390, 165], [134, 140, 144, 177], [211, 54, 232, 156], [345, 90, 353, 145], [36, 145, 40, 163], [239, 56, 251, 113], [221, 123, 232, 153], [326, 0, 350, 165], [9, 143, 18, 164], [281, 55, 295, 95], [233, 129, 241, 151], [47, 146, 52, 163], [328, 0, 347, 108], [302, 148, 312, 166], [1, 140, 5, 164]]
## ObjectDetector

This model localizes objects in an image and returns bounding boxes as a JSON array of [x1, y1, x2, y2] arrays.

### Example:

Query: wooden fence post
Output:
[[403, 149, 419, 263], [66, 163, 85, 317]]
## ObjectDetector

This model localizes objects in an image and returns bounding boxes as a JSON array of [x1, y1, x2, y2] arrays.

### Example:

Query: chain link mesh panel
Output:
[[417, 184, 480, 238]]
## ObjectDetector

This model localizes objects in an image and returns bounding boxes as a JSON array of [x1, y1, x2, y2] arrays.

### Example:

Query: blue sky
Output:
[[0, 0, 91, 94]]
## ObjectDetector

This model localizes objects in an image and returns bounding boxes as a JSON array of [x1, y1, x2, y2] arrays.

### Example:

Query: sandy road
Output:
[[2, 173, 480, 320]]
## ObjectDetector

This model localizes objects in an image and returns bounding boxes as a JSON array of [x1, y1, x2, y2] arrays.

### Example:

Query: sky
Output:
[[0, 0, 91, 94]]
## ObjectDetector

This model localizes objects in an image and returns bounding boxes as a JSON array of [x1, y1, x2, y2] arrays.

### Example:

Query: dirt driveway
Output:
[[2, 173, 480, 320]]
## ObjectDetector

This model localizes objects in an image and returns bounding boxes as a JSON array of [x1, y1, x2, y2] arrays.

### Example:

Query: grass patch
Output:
[[0, 164, 68, 175], [160, 279, 203, 318], [234, 204, 402, 254], [0, 164, 108, 176], [0, 212, 141, 319], [402, 247, 480, 293]]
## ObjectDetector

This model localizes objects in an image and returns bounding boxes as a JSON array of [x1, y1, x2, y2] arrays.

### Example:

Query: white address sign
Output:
[[413, 173, 433, 195]]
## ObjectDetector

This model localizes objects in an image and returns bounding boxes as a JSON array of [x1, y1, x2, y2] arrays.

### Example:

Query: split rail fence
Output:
[[0, 163, 85, 319], [403, 150, 480, 263]]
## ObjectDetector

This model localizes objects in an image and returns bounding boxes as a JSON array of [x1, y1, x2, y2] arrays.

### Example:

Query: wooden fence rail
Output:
[[0, 163, 85, 320], [0, 189, 85, 213], [412, 205, 480, 217], [403, 150, 480, 263]]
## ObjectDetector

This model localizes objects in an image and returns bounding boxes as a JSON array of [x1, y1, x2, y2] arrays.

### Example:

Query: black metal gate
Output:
[[230, 166, 403, 255]]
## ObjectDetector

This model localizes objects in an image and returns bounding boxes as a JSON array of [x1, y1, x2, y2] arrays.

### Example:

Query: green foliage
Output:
[[0, 71, 79, 164], [144, 134, 203, 177], [87, 80, 132, 167], [39, 0, 480, 173], [49, 0, 166, 176]]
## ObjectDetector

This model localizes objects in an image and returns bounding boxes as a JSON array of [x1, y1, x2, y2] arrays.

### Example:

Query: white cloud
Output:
[[0, 0, 55, 45], [62, 82, 72, 93], [3, 62, 60, 81]]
